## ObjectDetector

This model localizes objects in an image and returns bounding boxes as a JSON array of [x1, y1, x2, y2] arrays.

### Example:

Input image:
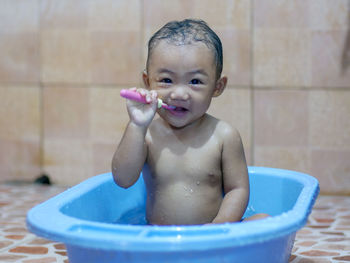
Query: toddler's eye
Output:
[[190, 79, 202, 85], [161, 78, 172, 84]]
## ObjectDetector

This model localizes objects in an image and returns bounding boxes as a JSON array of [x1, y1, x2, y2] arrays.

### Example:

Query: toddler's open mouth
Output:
[[167, 105, 189, 116], [173, 106, 188, 112]]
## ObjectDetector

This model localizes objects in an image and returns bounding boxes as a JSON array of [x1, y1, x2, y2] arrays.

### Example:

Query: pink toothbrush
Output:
[[120, 89, 175, 110]]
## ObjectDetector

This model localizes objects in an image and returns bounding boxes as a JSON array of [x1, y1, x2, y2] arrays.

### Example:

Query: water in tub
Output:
[[114, 206, 148, 225], [114, 204, 257, 225]]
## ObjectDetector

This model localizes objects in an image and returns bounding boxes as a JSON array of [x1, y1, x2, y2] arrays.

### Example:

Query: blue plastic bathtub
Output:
[[27, 167, 319, 263]]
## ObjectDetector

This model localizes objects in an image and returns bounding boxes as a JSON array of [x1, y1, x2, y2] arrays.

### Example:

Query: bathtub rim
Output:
[[26, 166, 319, 252]]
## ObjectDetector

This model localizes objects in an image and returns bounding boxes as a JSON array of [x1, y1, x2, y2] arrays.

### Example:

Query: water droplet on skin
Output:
[[189, 189, 194, 193], [196, 181, 200, 186]]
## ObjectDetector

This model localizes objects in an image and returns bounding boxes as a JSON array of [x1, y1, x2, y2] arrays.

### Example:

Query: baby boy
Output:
[[112, 19, 267, 225]]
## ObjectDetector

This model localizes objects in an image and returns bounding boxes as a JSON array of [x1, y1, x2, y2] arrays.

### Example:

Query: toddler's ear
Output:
[[212, 75, 227, 97], [142, 70, 150, 89]]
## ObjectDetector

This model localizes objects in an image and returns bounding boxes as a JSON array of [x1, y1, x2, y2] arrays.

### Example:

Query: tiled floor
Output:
[[0, 183, 349, 263]]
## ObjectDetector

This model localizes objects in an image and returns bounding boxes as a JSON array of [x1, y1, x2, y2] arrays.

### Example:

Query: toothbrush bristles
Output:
[[162, 104, 176, 110]]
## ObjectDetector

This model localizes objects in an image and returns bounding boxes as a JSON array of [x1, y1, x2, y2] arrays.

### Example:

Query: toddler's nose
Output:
[[170, 85, 189, 101]]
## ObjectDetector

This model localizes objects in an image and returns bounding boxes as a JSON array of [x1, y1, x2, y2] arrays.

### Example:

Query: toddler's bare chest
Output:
[[146, 140, 222, 182]]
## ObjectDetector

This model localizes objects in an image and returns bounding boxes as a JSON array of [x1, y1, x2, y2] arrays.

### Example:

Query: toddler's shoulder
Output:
[[214, 119, 241, 140], [212, 119, 245, 156]]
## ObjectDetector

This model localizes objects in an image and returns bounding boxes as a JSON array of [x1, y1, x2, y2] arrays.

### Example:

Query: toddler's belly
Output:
[[146, 183, 223, 225]]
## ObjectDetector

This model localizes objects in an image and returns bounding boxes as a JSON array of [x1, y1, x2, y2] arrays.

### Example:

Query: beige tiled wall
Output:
[[0, 0, 349, 194], [252, 0, 350, 195]]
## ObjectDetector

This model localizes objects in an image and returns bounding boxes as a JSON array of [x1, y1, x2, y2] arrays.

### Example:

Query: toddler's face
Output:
[[144, 40, 224, 129]]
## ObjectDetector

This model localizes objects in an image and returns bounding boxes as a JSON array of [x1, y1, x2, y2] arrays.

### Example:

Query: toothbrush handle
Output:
[[120, 89, 148, 104], [120, 89, 174, 110]]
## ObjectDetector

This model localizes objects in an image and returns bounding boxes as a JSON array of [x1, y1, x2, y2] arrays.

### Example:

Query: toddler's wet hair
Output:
[[147, 19, 223, 79]]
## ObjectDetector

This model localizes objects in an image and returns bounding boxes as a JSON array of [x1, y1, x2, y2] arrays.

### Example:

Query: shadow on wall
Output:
[[341, 1, 350, 74]]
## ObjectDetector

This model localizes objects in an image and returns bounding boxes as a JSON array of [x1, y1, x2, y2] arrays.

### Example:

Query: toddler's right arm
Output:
[[111, 88, 158, 188]]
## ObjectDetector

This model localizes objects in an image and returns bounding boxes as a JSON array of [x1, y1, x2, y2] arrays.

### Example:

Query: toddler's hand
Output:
[[125, 88, 158, 127]]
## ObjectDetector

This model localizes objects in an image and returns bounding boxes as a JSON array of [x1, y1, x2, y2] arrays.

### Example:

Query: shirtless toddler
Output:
[[112, 19, 267, 225]]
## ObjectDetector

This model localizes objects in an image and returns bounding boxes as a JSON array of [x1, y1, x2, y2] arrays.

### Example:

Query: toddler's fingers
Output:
[[136, 88, 147, 97], [150, 90, 158, 102], [136, 88, 153, 103], [145, 92, 152, 103]]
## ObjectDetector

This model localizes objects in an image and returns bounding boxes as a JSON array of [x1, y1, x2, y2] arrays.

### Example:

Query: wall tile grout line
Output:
[[250, 0, 255, 165]]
